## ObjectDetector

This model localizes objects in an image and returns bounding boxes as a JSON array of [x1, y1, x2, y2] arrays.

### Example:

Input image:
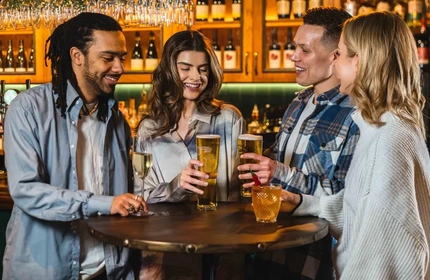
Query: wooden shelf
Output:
[[266, 19, 303, 27], [191, 21, 241, 30]]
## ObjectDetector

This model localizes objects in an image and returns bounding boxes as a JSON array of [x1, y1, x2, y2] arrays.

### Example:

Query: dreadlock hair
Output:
[[45, 12, 122, 122]]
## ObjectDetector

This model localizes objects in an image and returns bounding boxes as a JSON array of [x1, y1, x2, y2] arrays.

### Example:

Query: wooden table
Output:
[[88, 202, 328, 279]]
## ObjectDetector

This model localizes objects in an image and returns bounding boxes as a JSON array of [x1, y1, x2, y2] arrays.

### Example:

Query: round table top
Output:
[[87, 202, 328, 254]]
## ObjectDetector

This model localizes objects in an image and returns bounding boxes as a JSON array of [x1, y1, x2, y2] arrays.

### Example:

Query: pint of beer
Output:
[[196, 134, 220, 211], [238, 134, 263, 197]]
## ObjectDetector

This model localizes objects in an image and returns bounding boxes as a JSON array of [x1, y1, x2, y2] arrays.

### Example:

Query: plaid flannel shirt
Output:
[[247, 85, 359, 280]]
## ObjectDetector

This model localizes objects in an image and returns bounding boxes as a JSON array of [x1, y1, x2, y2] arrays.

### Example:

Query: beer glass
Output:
[[238, 134, 263, 197], [252, 183, 282, 223], [196, 134, 220, 211]]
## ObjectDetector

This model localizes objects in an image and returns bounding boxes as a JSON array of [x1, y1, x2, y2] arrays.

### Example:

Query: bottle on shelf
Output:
[[212, 29, 222, 67], [375, 0, 392, 11], [344, 0, 357, 15], [224, 29, 236, 69], [5, 40, 14, 73], [283, 27, 296, 69], [16, 39, 27, 72], [131, 32, 144, 71], [137, 87, 148, 120], [0, 41, 4, 73], [145, 31, 158, 71], [393, 0, 407, 21], [292, 0, 306, 18], [28, 40, 35, 72], [407, 0, 423, 28], [269, 28, 281, 69], [247, 104, 261, 134], [413, 16, 429, 72], [232, 0, 241, 20], [196, 0, 209, 21], [277, 0, 291, 19], [127, 98, 138, 133], [212, 0, 226, 21]]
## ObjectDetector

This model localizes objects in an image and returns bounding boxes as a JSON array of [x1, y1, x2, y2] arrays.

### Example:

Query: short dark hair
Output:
[[303, 7, 352, 50], [45, 13, 122, 121]]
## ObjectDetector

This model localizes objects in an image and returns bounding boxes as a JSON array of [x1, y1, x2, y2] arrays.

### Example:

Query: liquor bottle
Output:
[[5, 40, 14, 72], [414, 16, 429, 71], [247, 104, 261, 134], [232, 0, 241, 20], [16, 39, 27, 72], [131, 32, 144, 71], [145, 31, 158, 71], [292, 0, 306, 18], [308, 0, 322, 9], [212, 0, 226, 21], [223, 29, 236, 69], [344, 0, 357, 15], [283, 27, 296, 69], [0, 41, 4, 73], [375, 0, 392, 11], [137, 88, 148, 120], [196, 0, 209, 21], [27, 40, 35, 72], [277, 0, 291, 19], [269, 28, 281, 69], [407, 0, 423, 28], [127, 98, 138, 131], [212, 30, 222, 67], [393, 0, 407, 21]]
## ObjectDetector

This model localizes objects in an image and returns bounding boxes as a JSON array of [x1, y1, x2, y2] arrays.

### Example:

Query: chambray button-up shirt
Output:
[[2, 82, 135, 280]]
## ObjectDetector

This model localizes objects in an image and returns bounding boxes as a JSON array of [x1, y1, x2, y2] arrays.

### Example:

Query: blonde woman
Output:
[[281, 12, 430, 279]]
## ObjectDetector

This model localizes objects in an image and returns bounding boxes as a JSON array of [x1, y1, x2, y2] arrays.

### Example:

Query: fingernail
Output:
[[205, 174, 209, 179]]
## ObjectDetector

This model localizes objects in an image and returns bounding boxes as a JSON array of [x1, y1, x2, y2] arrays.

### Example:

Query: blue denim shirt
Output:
[[2, 83, 135, 280]]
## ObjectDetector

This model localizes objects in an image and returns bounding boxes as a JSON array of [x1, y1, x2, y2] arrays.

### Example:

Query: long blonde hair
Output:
[[343, 12, 426, 137]]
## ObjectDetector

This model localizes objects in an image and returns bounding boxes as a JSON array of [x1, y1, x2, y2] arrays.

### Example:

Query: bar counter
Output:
[[0, 180, 12, 211]]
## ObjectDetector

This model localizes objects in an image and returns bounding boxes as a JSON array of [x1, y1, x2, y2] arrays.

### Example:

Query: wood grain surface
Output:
[[88, 202, 328, 254]]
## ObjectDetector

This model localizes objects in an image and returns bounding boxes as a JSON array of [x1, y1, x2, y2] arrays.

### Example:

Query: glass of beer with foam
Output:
[[196, 134, 220, 211], [238, 134, 263, 197]]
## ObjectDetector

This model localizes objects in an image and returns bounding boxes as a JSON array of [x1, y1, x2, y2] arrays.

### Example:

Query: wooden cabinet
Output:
[[0, 0, 309, 84]]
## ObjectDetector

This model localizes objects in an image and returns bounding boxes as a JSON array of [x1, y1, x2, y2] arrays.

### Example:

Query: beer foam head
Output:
[[238, 134, 263, 141], [196, 134, 221, 139]]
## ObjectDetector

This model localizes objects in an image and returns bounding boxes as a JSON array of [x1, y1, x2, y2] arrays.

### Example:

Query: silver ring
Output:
[[134, 194, 138, 201], [127, 205, 135, 213]]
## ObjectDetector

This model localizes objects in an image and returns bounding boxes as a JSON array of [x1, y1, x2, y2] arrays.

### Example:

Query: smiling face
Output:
[[71, 30, 127, 103], [176, 50, 209, 101], [290, 24, 338, 94], [334, 34, 358, 95]]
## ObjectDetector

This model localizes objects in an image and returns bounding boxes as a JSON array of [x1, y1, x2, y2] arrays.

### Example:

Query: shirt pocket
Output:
[[305, 132, 347, 175]]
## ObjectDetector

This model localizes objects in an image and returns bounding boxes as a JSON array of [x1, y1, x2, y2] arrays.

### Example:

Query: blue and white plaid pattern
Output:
[[268, 85, 359, 196], [248, 86, 360, 280]]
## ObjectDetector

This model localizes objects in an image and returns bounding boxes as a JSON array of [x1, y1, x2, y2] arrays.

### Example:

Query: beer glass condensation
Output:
[[196, 134, 220, 211], [238, 134, 263, 197]]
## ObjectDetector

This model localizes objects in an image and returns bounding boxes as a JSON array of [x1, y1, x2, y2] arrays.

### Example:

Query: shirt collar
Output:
[[297, 85, 342, 104]]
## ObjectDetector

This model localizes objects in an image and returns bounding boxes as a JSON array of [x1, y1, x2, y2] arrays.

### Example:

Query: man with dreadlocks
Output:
[[2, 13, 147, 280]]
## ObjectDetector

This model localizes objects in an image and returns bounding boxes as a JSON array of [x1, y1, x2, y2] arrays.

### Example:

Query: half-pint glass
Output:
[[196, 134, 220, 211], [252, 183, 282, 223], [238, 134, 263, 197]]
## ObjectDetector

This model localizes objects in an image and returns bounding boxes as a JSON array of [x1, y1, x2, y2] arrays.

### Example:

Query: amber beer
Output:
[[196, 134, 220, 211], [252, 183, 282, 223], [238, 134, 263, 197]]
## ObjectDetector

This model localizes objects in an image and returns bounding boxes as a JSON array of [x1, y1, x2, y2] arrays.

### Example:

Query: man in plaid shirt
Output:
[[238, 7, 359, 280]]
